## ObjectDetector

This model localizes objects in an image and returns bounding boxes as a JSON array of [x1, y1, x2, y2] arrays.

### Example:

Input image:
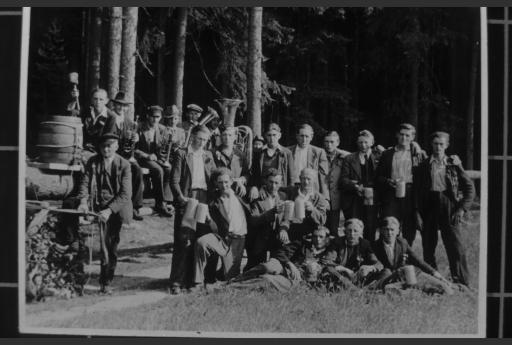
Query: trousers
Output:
[[194, 233, 245, 284], [140, 160, 172, 204], [421, 191, 470, 286], [381, 184, 416, 245]]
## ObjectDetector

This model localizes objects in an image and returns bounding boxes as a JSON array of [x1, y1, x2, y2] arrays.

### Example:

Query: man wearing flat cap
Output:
[[163, 105, 186, 148], [249, 123, 296, 201], [134, 105, 173, 216], [77, 133, 133, 294], [181, 104, 203, 133], [110, 92, 144, 221]]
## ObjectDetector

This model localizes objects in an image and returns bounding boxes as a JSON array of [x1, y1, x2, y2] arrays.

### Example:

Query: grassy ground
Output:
[[25, 208, 481, 335]]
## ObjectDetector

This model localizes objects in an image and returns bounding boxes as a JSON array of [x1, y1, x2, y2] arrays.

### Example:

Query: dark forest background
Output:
[[26, 7, 481, 169]]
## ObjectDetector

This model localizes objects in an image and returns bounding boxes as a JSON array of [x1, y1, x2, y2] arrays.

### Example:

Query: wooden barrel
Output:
[[36, 115, 83, 164]]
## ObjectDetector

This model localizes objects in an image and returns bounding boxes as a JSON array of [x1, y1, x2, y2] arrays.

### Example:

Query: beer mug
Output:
[[363, 187, 374, 205], [395, 180, 406, 198]]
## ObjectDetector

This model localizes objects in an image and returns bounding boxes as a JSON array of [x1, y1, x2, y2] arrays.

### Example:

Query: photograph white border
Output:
[[17, 6, 489, 338]]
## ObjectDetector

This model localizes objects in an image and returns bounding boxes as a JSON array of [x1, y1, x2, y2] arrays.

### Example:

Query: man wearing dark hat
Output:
[[163, 105, 186, 148], [181, 104, 203, 133], [110, 92, 144, 221], [134, 105, 173, 216], [249, 123, 296, 201], [77, 133, 133, 294]]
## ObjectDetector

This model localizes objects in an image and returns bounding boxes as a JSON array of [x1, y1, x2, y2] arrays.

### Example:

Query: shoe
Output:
[[188, 283, 205, 293], [99, 285, 113, 295], [169, 284, 183, 295], [133, 208, 143, 221], [156, 203, 174, 217]]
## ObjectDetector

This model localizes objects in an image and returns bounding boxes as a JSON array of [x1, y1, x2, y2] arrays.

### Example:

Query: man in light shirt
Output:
[[191, 167, 250, 291], [375, 123, 426, 245], [212, 126, 250, 198], [288, 124, 329, 201], [77, 133, 133, 294], [413, 132, 475, 286], [169, 125, 217, 294]]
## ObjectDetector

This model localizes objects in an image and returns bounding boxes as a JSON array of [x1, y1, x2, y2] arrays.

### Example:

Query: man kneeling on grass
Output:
[[228, 226, 339, 292], [190, 167, 250, 292], [372, 216, 454, 294], [328, 218, 384, 290]]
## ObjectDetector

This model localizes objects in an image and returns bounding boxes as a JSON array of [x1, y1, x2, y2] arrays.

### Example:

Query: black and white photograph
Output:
[[19, 6, 486, 336]]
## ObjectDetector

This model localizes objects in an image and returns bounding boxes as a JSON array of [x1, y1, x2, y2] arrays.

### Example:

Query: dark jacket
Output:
[[208, 192, 252, 239], [287, 144, 330, 200], [372, 237, 436, 275], [332, 237, 383, 272], [212, 147, 250, 183], [272, 240, 337, 267], [340, 151, 379, 211], [134, 123, 170, 162], [326, 149, 350, 211], [375, 146, 425, 204], [113, 118, 139, 160], [78, 153, 133, 224], [82, 108, 117, 148], [249, 188, 288, 236], [250, 145, 296, 188], [170, 148, 217, 201], [414, 155, 475, 214]]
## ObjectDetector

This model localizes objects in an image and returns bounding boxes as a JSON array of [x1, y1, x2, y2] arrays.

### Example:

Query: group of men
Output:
[[75, 88, 475, 295]]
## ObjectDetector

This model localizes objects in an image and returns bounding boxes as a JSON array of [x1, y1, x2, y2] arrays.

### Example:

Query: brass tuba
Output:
[[182, 106, 220, 148]]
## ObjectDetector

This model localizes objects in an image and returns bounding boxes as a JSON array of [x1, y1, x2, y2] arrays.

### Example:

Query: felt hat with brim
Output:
[[99, 133, 119, 144], [148, 105, 163, 116], [186, 104, 203, 113], [110, 92, 132, 105], [164, 105, 181, 118]]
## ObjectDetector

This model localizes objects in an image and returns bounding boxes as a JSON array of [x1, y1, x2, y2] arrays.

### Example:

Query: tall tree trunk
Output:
[[408, 13, 420, 128], [157, 8, 168, 106], [466, 9, 479, 169], [88, 7, 102, 94], [247, 7, 263, 137], [171, 7, 188, 118], [107, 7, 123, 99], [120, 7, 139, 122]]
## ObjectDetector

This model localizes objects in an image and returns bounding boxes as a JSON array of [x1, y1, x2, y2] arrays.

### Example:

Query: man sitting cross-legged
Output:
[[228, 226, 338, 292], [191, 167, 250, 291], [329, 218, 384, 290], [372, 216, 454, 294]]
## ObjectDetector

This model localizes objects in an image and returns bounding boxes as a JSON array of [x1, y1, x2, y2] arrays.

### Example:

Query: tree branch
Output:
[[191, 37, 222, 97]]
